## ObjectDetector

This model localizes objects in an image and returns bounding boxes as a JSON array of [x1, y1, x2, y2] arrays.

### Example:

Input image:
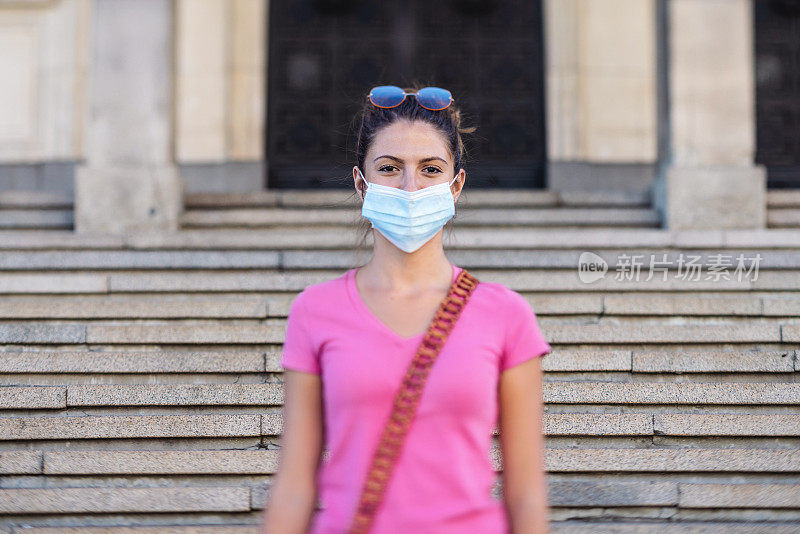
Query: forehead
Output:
[[369, 120, 451, 161]]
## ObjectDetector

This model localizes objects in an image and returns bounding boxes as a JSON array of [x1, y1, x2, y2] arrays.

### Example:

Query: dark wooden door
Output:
[[755, 0, 800, 188], [266, 0, 546, 189]]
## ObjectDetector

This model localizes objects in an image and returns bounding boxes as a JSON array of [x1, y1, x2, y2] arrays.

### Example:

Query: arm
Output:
[[498, 355, 550, 534], [261, 369, 325, 534]]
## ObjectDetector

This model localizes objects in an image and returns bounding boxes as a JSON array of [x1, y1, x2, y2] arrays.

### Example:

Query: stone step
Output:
[[0, 210, 72, 229], [768, 208, 800, 228], [4, 447, 800, 476], [180, 206, 660, 228], [0, 414, 800, 441], [0, 320, 793, 345], [767, 190, 800, 208], [1, 481, 799, 516], [11, 528, 255, 534], [1, 293, 797, 319], [0, 348, 794, 375], [0, 414, 264, 439], [11, 522, 800, 534], [0, 350, 268, 373], [0, 486, 252, 514], [2, 269, 796, 294], [0, 190, 72, 209], [0, 295, 272, 319], [602, 294, 800, 316], [10, 521, 799, 534], [1, 228, 799, 250], [3, 527, 258, 534], [3, 382, 798, 410], [183, 188, 651, 209], [0, 248, 796, 270], [678, 483, 800, 508], [2, 411, 655, 439]]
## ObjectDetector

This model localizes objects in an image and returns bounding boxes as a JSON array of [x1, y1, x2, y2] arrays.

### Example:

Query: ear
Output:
[[452, 168, 465, 201], [353, 166, 366, 201]]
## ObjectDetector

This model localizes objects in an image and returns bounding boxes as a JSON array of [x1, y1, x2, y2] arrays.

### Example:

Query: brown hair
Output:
[[347, 82, 477, 265]]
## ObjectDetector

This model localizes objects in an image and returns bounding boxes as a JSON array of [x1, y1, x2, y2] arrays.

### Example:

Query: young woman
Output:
[[262, 85, 552, 534]]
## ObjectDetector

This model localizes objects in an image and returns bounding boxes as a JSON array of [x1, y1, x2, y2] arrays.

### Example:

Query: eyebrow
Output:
[[373, 155, 448, 164]]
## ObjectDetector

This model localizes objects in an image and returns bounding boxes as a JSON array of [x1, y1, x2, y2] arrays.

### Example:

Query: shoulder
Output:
[[474, 279, 533, 314], [290, 270, 350, 313]]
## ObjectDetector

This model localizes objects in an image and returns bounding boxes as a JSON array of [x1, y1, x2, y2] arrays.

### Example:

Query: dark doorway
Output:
[[265, 0, 547, 189], [755, 0, 800, 188]]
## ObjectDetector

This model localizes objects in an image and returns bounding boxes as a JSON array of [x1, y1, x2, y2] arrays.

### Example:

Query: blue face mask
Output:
[[356, 167, 458, 253]]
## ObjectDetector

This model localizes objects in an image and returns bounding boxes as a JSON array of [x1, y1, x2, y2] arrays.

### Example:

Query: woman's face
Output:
[[355, 119, 464, 200]]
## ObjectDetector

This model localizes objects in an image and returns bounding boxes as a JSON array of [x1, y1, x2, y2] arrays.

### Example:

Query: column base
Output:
[[656, 165, 767, 230], [75, 164, 183, 234]]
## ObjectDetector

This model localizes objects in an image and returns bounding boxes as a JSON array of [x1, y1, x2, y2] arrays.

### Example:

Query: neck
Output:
[[358, 231, 453, 290]]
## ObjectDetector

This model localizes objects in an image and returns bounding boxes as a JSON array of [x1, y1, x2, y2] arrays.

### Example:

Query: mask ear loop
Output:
[[356, 167, 369, 199]]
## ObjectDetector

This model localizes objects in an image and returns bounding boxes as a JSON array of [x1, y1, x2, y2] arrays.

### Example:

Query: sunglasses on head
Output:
[[368, 85, 454, 111]]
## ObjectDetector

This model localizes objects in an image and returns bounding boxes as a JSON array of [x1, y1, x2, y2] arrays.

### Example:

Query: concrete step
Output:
[[180, 206, 661, 229], [767, 190, 800, 229], [768, 208, 800, 228], [0, 293, 797, 319], [0, 486, 252, 514], [7, 521, 798, 534], [2, 269, 796, 294], [3, 382, 799, 410], [0, 191, 74, 232], [0, 410, 800, 441], [4, 447, 800, 476], [767, 190, 800, 208], [0, 295, 273, 319], [0, 348, 794, 375], [1, 228, 799, 250], [2, 248, 797, 270], [0, 318, 795, 345], [1, 481, 799, 515], [0, 210, 72, 229], [0, 190, 72, 209], [6, 522, 800, 534], [184, 188, 652, 209], [0, 414, 264, 439], [0, 192, 798, 531]]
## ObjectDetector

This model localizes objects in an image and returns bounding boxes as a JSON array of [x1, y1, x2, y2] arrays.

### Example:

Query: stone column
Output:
[[75, 0, 182, 234], [174, 0, 266, 193], [544, 0, 658, 192], [655, 0, 766, 229]]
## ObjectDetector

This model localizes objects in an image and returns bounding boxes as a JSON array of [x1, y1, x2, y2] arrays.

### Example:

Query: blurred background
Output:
[[1, 0, 798, 231], [1, 1, 800, 533]]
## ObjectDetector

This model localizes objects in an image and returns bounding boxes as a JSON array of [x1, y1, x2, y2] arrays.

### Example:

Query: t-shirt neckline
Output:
[[346, 263, 462, 343]]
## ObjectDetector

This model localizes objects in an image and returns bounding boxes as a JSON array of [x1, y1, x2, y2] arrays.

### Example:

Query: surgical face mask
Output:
[[357, 167, 458, 254]]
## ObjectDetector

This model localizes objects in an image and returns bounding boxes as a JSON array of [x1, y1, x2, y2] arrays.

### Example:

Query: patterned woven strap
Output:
[[347, 268, 480, 534]]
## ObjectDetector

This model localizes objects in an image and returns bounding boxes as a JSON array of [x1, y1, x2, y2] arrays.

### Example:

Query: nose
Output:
[[399, 171, 424, 193]]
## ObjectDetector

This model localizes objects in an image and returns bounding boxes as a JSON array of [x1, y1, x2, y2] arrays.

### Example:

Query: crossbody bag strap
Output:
[[347, 268, 480, 534]]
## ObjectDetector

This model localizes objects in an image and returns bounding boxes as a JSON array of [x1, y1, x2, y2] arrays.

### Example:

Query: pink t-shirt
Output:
[[279, 264, 551, 533]]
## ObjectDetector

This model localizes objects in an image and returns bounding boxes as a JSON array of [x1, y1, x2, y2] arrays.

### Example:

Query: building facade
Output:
[[0, 0, 796, 232]]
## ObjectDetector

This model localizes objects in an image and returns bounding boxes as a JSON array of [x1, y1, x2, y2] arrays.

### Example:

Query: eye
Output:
[[378, 165, 398, 172], [424, 166, 442, 174]]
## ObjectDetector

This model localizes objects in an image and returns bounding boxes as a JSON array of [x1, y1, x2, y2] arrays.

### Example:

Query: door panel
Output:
[[755, 0, 800, 188], [266, 0, 546, 189]]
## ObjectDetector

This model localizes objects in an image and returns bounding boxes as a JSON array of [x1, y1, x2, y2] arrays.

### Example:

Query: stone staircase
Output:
[[1, 188, 800, 533], [0, 191, 73, 231], [768, 190, 800, 229], [4, 188, 800, 230], [181, 189, 662, 230]]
